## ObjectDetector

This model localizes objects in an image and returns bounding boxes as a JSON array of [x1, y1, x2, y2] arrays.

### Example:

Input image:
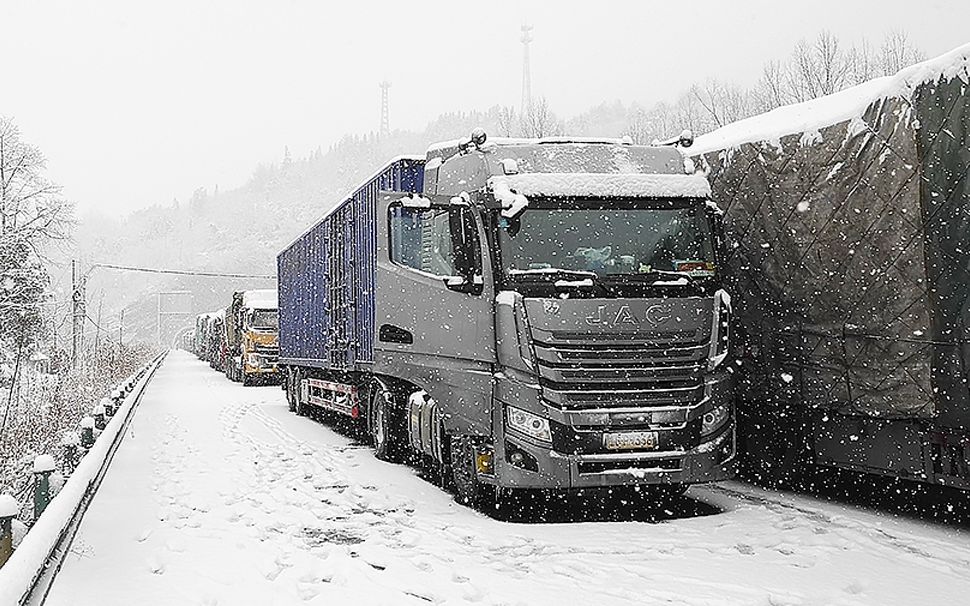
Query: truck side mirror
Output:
[[446, 205, 484, 295], [708, 207, 729, 258]]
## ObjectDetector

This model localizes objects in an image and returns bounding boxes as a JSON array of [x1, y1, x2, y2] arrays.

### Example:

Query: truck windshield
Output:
[[249, 309, 278, 331], [497, 199, 716, 280]]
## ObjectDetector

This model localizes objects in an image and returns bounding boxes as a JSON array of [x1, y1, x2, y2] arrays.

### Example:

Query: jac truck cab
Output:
[[278, 130, 736, 509]]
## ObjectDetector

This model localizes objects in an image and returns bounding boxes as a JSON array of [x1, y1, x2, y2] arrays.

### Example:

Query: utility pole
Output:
[[70, 260, 86, 369], [520, 24, 534, 118], [379, 81, 391, 137], [93, 294, 104, 364]]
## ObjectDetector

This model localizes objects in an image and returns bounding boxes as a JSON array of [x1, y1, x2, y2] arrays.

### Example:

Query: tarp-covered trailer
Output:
[[277, 157, 425, 377], [693, 43, 970, 489]]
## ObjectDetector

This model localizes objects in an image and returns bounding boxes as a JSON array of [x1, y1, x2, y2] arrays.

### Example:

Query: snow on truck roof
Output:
[[242, 289, 278, 309], [426, 136, 635, 155], [489, 173, 711, 200], [693, 42, 970, 155]]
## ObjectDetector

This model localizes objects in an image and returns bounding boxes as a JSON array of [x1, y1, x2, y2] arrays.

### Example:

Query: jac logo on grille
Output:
[[584, 304, 672, 327]]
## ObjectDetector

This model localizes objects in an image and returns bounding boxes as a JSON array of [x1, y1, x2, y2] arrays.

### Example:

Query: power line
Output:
[[92, 263, 275, 280]]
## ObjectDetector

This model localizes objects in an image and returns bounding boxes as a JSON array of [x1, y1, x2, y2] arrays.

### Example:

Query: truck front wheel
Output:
[[451, 436, 496, 511]]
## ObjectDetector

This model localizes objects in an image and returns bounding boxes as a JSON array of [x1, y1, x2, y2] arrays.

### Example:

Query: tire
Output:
[[369, 381, 402, 462], [286, 371, 297, 413], [242, 373, 253, 387], [451, 436, 496, 511], [295, 377, 307, 416], [432, 422, 454, 490]]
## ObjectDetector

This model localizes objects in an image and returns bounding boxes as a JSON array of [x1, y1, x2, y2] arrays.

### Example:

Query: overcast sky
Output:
[[3, 0, 968, 217]]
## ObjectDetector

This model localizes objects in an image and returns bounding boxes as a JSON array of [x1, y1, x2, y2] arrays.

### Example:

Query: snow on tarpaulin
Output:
[[693, 42, 970, 155], [0, 359, 163, 606], [241, 289, 278, 310], [694, 42, 970, 424], [489, 173, 711, 201]]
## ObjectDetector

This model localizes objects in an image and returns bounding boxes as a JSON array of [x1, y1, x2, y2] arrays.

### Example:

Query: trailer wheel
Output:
[[369, 382, 402, 462], [452, 436, 495, 511], [294, 370, 308, 417], [286, 371, 297, 413]]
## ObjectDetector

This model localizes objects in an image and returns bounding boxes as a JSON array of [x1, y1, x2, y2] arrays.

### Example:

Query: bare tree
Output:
[[0, 117, 73, 254], [787, 31, 854, 101], [881, 30, 925, 75], [624, 107, 651, 144], [520, 97, 564, 138], [672, 91, 708, 136], [847, 38, 879, 85], [753, 60, 788, 113], [645, 102, 676, 143], [497, 106, 518, 137], [691, 79, 755, 130]]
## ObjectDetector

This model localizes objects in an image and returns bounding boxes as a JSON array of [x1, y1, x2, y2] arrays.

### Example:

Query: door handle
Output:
[[379, 324, 413, 345]]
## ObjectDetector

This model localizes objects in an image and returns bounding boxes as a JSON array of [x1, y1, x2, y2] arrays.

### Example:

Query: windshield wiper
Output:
[[508, 268, 598, 281], [602, 270, 697, 285], [508, 268, 612, 295]]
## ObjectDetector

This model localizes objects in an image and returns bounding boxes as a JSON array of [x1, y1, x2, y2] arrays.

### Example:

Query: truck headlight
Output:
[[246, 353, 260, 366], [506, 406, 552, 443], [701, 403, 730, 437], [709, 289, 731, 370]]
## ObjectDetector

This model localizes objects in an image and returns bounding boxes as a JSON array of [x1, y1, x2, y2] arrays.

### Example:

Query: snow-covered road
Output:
[[44, 351, 970, 605]]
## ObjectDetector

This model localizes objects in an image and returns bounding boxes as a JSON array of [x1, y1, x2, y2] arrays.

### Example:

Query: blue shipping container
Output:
[[278, 157, 425, 370]]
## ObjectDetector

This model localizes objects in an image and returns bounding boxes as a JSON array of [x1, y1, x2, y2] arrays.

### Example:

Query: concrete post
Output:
[[0, 494, 17, 566], [33, 455, 56, 521], [80, 416, 95, 449], [93, 402, 107, 430]]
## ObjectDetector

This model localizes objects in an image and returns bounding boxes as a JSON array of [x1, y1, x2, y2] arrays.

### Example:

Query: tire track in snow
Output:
[[226, 398, 797, 606], [705, 483, 970, 575]]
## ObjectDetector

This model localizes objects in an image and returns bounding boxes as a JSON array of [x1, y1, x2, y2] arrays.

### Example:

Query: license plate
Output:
[[604, 431, 658, 451]]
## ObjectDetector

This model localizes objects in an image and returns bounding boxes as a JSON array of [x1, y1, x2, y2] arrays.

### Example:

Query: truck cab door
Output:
[[375, 192, 496, 437]]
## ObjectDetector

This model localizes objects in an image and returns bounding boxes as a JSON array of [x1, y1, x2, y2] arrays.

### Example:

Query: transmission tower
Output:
[[520, 24, 534, 117], [379, 81, 391, 137]]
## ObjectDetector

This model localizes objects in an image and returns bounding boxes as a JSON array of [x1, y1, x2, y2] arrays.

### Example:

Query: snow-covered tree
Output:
[[0, 117, 71, 347]]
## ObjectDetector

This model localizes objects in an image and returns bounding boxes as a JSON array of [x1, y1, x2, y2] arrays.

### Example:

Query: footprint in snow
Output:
[[735, 543, 756, 555]]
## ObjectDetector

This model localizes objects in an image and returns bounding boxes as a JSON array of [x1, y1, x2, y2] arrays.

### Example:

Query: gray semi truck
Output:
[[278, 132, 737, 509]]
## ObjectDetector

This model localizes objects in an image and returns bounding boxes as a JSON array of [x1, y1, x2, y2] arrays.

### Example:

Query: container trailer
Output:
[[692, 43, 970, 490], [278, 134, 736, 508]]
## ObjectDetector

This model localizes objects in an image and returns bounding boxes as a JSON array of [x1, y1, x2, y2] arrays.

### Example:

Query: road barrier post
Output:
[[0, 494, 17, 567], [33, 455, 56, 521], [80, 417, 95, 449], [62, 431, 80, 474], [93, 402, 107, 430], [102, 396, 115, 418]]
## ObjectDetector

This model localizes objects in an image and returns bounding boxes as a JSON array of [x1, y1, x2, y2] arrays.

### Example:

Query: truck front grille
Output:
[[534, 332, 708, 410]]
